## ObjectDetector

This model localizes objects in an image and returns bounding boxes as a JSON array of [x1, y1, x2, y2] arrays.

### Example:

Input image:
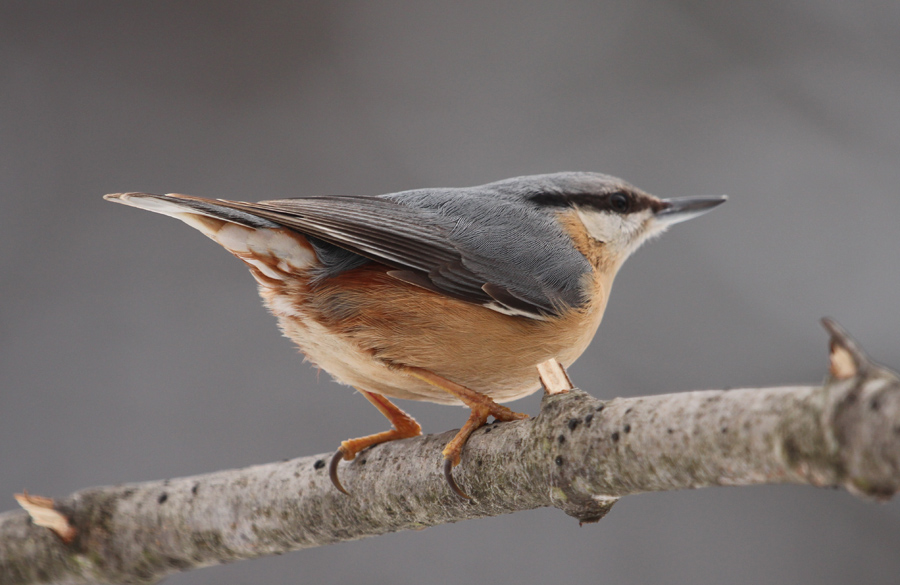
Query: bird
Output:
[[104, 172, 725, 499]]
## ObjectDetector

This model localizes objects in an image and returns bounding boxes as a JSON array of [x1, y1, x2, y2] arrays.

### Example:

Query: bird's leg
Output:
[[329, 390, 421, 495], [401, 366, 528, 499], [338, 390, 422, 459]]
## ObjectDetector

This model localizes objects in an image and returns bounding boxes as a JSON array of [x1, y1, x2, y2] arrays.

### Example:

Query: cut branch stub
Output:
[[820, 318, 900, 500], [13, 493, 76, 544], [823, 317, 868, 380], [538, 358, 574, 395]]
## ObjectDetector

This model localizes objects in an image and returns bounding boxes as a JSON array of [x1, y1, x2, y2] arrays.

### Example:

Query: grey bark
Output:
[[1, 320, 898, 585]]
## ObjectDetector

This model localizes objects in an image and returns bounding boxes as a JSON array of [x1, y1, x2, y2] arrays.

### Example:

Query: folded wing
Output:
[[107, 192, 590, 320]]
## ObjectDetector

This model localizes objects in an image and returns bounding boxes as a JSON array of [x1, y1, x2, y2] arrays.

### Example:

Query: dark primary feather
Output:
[[213, 173, 609, 318], [305, 236, 370, 278]]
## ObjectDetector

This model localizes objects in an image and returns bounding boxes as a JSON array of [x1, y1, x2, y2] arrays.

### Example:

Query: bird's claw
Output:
[[329, 448, 350, 495], [443, 458, 470, 500], [333, 448, 469, 500]]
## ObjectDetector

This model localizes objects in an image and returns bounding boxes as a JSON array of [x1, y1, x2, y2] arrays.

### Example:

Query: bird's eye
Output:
[[610, 192, 631, 213]]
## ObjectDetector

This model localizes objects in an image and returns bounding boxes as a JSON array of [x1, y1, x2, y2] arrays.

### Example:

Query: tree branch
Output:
[[2, 320, 898, 585]]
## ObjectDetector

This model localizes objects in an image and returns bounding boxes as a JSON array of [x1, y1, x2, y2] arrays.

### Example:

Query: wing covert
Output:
[[212, 193, 589, 319]]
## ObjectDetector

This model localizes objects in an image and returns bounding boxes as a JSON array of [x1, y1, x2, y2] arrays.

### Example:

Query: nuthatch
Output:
[[105, 172, 725, 499]]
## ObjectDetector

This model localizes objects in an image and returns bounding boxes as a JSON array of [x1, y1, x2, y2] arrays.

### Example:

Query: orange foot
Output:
[[402, 367, 528, 499], [329, 390, 421, 495]]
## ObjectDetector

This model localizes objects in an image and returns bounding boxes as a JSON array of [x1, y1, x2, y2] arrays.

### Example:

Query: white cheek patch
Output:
[[575, 208, 624, 243], [576, 208, 658, 256]]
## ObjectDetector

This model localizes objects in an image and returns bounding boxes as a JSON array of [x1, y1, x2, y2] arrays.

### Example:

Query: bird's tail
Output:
[[104, 192, 280, 230], [104, 192, 318, 278]]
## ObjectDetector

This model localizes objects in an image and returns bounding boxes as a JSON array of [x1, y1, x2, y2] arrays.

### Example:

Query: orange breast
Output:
[[259, 262, 608, 404]]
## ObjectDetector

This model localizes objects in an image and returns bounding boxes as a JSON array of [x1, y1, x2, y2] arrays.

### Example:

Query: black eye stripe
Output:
[[529, 190, 654, 214]]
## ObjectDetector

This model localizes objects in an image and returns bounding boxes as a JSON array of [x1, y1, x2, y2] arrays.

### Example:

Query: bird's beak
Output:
[[655, 195, 727, 227]]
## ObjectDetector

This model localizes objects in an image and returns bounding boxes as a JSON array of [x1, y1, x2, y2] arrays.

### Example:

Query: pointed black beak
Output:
[[655, 195, 727, 227]]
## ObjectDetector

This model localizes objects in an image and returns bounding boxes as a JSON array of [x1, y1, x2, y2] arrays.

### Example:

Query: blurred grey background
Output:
[[2, 2, 899, 584]]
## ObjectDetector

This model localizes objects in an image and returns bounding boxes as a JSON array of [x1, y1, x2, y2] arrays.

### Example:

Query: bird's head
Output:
[[522, 173, 726, 273]]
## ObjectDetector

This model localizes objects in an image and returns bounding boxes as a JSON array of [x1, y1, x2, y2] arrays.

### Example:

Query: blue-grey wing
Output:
[[228, 192, 590, 319]]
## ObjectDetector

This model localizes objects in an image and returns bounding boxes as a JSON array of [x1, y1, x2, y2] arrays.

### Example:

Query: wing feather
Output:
[[185, 194, 584, 319]]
